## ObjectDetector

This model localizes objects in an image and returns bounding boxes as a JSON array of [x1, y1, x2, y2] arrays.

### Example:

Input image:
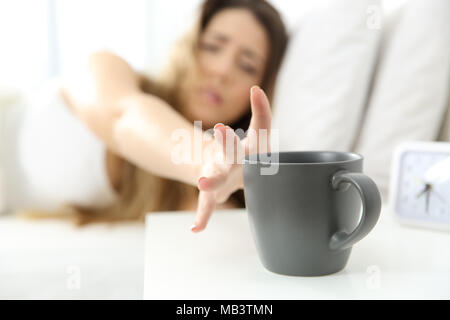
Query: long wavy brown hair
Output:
[[19, 0, 288, 225]]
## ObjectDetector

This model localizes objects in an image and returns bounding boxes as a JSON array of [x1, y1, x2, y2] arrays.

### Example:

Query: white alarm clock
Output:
[[389, 141, 450, 231]]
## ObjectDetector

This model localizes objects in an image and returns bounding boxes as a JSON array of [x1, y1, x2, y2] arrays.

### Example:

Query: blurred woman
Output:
[[0, 0, 288, 232]]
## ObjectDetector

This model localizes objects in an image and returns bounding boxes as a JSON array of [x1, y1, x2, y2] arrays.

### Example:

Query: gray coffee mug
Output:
[[243, 151, 382, 277]]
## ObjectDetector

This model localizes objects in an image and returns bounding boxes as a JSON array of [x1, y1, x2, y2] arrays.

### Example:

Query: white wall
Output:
[[55, 0, 152, 74], [0, 0, 153, 91], [0, 0, 50, 91]]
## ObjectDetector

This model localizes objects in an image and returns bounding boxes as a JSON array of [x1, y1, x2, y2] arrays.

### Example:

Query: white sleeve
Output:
[[17, 78, 118, 211]]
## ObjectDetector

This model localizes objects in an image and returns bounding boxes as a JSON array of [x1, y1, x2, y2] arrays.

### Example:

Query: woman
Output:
[[0, 0, 288, 232]]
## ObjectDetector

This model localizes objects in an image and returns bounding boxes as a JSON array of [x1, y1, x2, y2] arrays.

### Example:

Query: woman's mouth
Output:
[[200, 87, 223, 106]]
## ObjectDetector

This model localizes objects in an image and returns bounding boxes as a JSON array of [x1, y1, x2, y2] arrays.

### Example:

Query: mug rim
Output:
[[243, 151, 363, 165]]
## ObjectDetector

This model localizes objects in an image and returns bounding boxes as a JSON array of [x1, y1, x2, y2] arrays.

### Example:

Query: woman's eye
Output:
[[199, 42, 220, 52], [239, 62, 257, 75]]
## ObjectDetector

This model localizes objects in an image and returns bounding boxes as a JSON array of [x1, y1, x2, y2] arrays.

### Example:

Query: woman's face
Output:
[[179, 8, 269, 129]]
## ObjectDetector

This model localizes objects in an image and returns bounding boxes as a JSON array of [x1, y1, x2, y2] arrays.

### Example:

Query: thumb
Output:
[[246, 86, 272, 155], [249, 85, 271, 132]]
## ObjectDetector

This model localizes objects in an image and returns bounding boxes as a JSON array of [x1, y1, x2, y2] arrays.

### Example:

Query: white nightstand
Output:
[[143, 206, 450, 299]]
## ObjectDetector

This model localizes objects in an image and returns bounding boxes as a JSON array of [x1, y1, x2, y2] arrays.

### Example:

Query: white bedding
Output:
[[0, 216, 145, 299]]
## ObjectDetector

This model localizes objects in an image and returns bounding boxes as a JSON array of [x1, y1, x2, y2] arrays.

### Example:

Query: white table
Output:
[[144, 206, 450, 299]]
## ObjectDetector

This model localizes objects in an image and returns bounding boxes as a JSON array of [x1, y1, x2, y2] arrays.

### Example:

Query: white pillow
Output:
[[271, 0, 381, 152], [354, 0, 450, 197]]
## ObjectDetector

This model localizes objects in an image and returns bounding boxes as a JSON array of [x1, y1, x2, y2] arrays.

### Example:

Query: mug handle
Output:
[[329, 170, 382, 250]]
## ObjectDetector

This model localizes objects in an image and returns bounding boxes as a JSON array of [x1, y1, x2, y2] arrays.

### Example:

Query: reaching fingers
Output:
[[197, 124, 241, 194], [192, 123, 246, 233], [214, 124, 242, 164], [197, 174, 226, 192], [191, 190, 216, 233]]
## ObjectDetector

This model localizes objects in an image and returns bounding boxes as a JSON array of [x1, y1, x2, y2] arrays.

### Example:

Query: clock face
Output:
[[396, 151, 450, 223]]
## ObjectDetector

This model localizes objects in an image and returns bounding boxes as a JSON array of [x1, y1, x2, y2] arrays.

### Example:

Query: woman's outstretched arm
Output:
[[61, 51, 210, 186]]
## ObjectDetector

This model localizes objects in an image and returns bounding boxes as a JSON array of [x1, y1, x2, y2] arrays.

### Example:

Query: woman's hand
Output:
[[190, 85, 272, 233]]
